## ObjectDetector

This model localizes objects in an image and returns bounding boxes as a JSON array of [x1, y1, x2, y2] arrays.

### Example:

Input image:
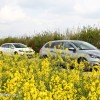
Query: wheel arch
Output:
[[77, 57, 87, 64]]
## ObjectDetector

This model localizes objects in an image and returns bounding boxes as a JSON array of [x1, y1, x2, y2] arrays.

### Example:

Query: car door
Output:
[[62, 42, 77, 60], [8, 44, 15, 55], [49, 42, 63, 56], [1, 44, 14, 55], [1, 44, 9, 55]]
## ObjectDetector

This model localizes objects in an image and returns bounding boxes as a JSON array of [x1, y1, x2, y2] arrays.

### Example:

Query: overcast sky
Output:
[[0, 0, 100, 38]]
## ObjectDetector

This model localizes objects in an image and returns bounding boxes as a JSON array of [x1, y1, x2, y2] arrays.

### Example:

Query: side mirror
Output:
[[68, 47, 76, 52]]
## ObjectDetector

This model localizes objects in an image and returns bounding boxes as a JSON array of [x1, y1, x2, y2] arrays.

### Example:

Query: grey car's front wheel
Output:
[[77, 57, 87, 64], [77, 57, 90, 71]]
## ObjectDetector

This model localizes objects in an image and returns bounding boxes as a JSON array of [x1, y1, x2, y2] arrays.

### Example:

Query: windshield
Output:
[[72, 41, 97, 50], [13, 44, 27, 48]]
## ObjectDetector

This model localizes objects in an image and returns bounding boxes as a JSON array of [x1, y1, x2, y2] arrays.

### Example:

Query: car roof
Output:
[[43, 40, 85, 47], [1, 43, 25, 46], [2, 43, 23, 45], [45, 40, 84, 44]]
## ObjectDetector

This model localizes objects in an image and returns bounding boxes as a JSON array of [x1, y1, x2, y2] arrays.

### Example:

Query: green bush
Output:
[[0, 26, 100, 52], [0, 31, 64, 52]]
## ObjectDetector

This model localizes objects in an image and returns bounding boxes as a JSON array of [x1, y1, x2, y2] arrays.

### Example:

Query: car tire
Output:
[[77, 57, 89, 71], [14, 52, 18, 55], [77, 57, 87, 64], [43, 55, 47, 58]]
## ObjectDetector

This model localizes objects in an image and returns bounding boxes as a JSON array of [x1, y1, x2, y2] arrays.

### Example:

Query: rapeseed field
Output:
[[0, 54, 100, 100]]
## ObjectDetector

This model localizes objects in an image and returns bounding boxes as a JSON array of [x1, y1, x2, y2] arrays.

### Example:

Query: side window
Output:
[[50, 42, 56, 48], [8, 44, 14, 48], [53, 42, 63, 49], [45, 43, 50, 48], [64, 42, 74, 49], [1, 44, 9, 48], [45, 42, 63, 49]]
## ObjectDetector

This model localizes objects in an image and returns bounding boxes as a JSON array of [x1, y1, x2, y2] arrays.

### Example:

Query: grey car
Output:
[[39, 40, 100, 66]]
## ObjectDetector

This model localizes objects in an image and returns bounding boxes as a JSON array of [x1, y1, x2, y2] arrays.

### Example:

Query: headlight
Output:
[[89, 54, 100, 59], [30, 49, 33, 52]]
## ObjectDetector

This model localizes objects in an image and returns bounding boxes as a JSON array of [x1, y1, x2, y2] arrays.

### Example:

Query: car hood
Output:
[[79, 49, 100, 56]]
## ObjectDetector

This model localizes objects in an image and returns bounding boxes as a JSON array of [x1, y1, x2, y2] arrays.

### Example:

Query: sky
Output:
[[0, 0, 100, 38]]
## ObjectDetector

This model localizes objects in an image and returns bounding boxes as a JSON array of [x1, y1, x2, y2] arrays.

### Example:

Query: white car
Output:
[[0, 43, 35, 56]]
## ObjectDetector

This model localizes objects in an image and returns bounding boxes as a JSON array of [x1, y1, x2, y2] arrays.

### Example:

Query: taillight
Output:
[[39, 48, 42, 54]]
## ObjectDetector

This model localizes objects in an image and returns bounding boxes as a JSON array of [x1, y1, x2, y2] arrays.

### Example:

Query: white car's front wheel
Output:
[[14, 52, 18, 55]]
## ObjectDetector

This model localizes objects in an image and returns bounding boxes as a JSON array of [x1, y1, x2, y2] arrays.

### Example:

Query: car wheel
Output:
[[77, 57, 87, 64], [78, 57, 89, 71], [43, 55, 47, 58], [14, 52, 18, 55]]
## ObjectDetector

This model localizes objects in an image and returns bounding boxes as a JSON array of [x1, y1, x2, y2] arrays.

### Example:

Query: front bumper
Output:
[[88, 58, 100, 66]]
